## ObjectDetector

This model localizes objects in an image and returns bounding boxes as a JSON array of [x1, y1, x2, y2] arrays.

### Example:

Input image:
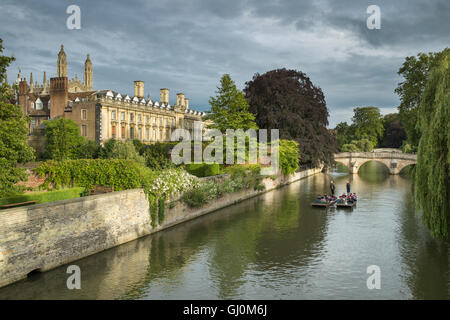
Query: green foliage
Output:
[[43, 118, 85, 161], [351, 139, 374, 152], [77, 139, 100, 159], [335, 107, 391, 151], [0, 159, 27, 197], [340, 143, 359, 152], [186, 162, 220, 177], [35, 159, 146, 191], [141, 142, 175, 170], [158, 197, 166, 224], [334, 122, 355, 147], [0, 40, 35, 196], [204, 74, 258, 132], [401, 142, 417, 154], [380, 113, 407, 148], [182, 182, 213, 207], [352, 106, 384, 146], [110, 140, 145, 166], [414, 51, 449, 238], [0, 38, 15, 101], [278, 139, 300, 175], [183, 163, 266, 208], [0, 187, 85, 206], [98, 138, 117, 159], [396, 49, 449, 148]]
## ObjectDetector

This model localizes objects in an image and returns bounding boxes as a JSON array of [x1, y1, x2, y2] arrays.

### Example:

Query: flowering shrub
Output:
[[145, 167, 200, 199]]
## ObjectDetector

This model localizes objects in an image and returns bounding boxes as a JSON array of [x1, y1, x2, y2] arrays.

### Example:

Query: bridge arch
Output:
[[333, 152, 417, 175], [356, 159, 391, 174]]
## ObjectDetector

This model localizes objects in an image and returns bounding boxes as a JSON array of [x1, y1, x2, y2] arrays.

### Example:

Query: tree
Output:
[[414, 51, 449, 238], [141, 142, 174, 170], [380, 113, 406, 148], [106, 140, 145, 166], [77, 140, 100, 159], [335, 122, 355, 150], [244, 68, 336, 167], [0, 38, 35, 196], [395, 49, 448, 148], [351, 106, 383, 146], [205, 74, 258, 132], [43, 118, 85, 160], [99, 138, 117, 159]]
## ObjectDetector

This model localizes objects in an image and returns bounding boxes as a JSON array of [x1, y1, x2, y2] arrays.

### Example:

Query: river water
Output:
[[0, 162, 448, 299]]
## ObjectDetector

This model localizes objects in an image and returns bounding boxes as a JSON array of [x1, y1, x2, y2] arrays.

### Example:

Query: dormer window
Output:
[[35, 98, 43, 110]]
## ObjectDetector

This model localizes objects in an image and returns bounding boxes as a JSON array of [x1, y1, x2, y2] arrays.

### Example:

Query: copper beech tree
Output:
[[244, 68, 336, 167]]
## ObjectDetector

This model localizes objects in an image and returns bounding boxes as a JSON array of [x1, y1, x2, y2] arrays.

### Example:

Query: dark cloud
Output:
[[1, 0, 448, 127]]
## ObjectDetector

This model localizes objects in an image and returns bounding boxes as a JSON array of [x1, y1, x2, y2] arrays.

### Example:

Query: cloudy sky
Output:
[[1, 0, 448, 126]]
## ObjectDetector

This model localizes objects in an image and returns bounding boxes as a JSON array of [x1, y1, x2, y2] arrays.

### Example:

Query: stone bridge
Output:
[[334, 152, 417, 175]]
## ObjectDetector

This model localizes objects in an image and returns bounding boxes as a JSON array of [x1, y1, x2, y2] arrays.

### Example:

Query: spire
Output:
[[57, 44, 67, 77], [84, 53, 93, 90]]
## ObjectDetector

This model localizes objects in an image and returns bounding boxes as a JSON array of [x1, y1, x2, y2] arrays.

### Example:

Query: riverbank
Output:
[[0, 167, 322, 289]]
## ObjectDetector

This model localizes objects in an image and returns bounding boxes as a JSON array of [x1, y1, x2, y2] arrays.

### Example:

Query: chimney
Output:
[[176, 93, 185, 107], [50, 77, 68, 119], [134, 80, 144, 98], [184, 98, 189, 110], [160, 88, 169, 104], [29, 72, 34, 92], [43, 72, 47, 93]]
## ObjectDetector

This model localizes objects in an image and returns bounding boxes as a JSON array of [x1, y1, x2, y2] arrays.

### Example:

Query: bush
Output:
[[35, 159, 146, 191], [183, 164, 265, 208], [77, 140, 100, 159], [144, 167, 200, 199], [186, 162, 220, 177], [278, 140, 299, 175], [182, 184, 212, 207], [142, 142, 175, 170]]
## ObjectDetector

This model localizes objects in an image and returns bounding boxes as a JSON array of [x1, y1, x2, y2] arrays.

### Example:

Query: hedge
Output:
[[34, 159, 146, 191], [186, 162, 220, 177]]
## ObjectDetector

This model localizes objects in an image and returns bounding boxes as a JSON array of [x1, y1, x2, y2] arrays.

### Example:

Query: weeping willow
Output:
[[414, 50, 449, 238]]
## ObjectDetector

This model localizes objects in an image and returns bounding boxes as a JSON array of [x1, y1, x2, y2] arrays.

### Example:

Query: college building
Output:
[[13, 45, 208, 152]]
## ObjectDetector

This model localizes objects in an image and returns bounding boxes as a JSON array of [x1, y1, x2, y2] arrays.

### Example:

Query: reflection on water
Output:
[[0, 162, 448, 299]]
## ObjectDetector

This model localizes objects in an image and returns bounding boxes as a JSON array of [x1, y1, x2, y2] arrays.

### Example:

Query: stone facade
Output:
[[14, 45, 209, 148], [0, 168, 322, 289]]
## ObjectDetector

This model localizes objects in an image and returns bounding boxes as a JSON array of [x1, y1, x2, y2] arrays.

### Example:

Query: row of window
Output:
[[111, 126, 170, 141], [81, 110, 195, 129], [110, 110, 176, 127]]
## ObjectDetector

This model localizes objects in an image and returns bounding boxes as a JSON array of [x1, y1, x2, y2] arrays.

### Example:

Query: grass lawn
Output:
[[0, 187, 85, 207]]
